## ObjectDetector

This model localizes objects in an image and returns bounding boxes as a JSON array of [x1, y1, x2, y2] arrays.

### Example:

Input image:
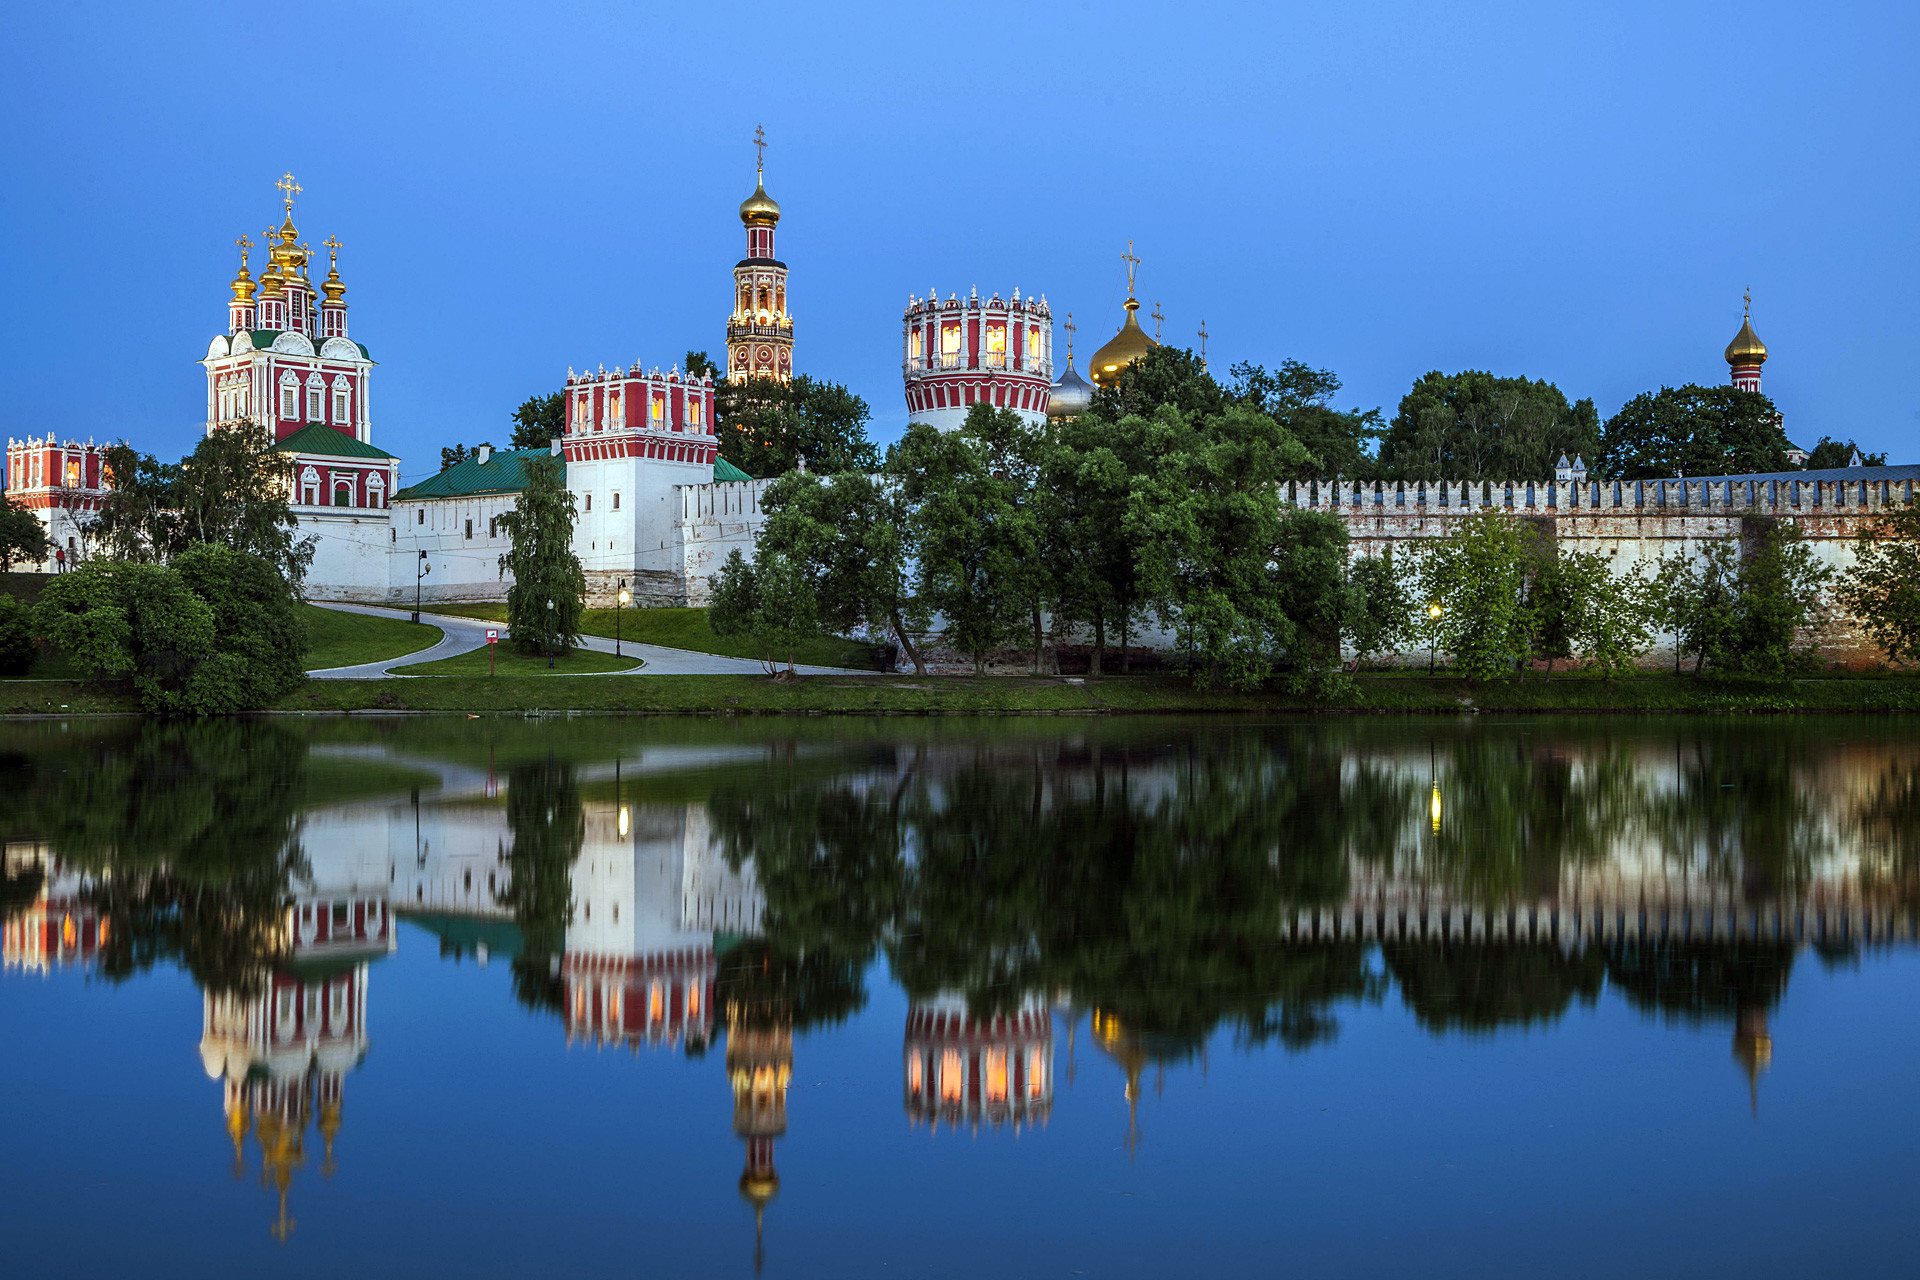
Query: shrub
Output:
[[0, 595, 36, 676]]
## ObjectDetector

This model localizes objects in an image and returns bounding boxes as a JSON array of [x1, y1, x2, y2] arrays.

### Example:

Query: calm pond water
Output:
[[3, 715, 1919, 1278]]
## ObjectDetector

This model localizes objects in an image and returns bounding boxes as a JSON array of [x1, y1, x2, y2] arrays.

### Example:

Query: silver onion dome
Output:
[[1047, 360, 1095, 420]]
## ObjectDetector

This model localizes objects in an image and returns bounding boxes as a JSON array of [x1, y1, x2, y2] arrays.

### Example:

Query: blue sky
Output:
[[2, 0, 1915, 486]]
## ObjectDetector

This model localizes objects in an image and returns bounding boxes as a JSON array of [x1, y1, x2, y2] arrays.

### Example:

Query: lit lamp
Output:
[[1427, 602, 1443, 674], [545, 598, 555, 669], [616, 579, 630, 658]]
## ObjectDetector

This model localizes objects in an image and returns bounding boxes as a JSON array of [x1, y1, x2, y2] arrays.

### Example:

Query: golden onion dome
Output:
[[321, 263, 346, 304], [1725, 315, 1767, 367], [231, 259, 256, 305], [739, 170, 781, 227], [1087, 299, 1159, 388], [1048, 360, 1095, 419], [258, 263, 285, 297]]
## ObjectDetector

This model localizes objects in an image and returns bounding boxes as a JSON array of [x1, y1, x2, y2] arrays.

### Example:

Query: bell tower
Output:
[[726, 126, 793, 384]]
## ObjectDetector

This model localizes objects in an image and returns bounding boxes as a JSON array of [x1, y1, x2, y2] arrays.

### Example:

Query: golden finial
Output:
[[323, 235, 341, 263], [1151, 302, 1164, 343], [1064, 312, 1075, 362], [236, 235, 252, 265], [1121, 241, 1141, 299], [1743, 286, 1751, 320], [1198, 320, 1208, 368], [276, 171, 302, 212], [753, 124, 767, 175]]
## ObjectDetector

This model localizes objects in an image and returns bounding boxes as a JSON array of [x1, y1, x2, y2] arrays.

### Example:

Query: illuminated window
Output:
[[984, 1048, 1008, 1103], [65, 458, 79, 486], [1028, 326, 1041, 363], [940, 1049, 964, 1102], [1028, 1048, 1047, 1097], [907, 1053, 924, 1094], [650, 396, 664, 423], [607, 988, 622, 1026], [576, 393, 590, 426], [985, 322, 1006, 360], [649, 982, 665, 1023], [940, 323, 962, 366], [607, 390, 621, 425], [688, 398, 703, 428], [687, 985, 700, 1020], [910, 328, 923, 362]]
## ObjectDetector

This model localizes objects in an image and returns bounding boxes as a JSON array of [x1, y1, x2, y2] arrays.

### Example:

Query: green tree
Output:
[[1088, 345, 1227, 423], [92, 423, 313, 590], [173, 543, 308, 706], [717, 374, 879, 478], [1840, 499, 1920, 664], [1378, 371, 1600, 481], [1597, 385, 1795, 480], [1654, 520, 1831, 676], [1527, 542, 1654, 678], [37, 561, 223, 713], [1802, 436, 1888, 469], [0, 596, 36, 675], [0, 493, 48, 570], [508, 393, 566, 451], [496, 453, 584, 657], [1271, 508, 1351, 680], [1414, 510, 1535, 680], [890, 421, 1033, 674], [1044, 410, 1160, 673], [1140, 403, 1317, 689], [1231, 359, 1383, 479], [707, 547, 819, 677], [757, 468, 928, 673], [1344, 548, 1415, 671]]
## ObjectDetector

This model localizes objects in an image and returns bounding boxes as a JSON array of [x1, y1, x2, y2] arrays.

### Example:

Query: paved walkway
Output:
[[305, 602, 874, 678]]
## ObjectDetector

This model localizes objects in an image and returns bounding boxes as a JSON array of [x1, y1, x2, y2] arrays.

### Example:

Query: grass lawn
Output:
[[402, 644, 641, 676], [303, 605, 442, 670], [271, 671, 1920, 715], [417, 602, 878, 669]]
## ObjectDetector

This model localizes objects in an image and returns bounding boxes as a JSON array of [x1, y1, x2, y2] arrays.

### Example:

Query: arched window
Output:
[[300, 465, 320, 506], [334, 479, 353, 507]]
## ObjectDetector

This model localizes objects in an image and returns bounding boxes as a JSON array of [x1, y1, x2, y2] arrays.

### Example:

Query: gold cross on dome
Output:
[[753, 125, 766, 171], [1064, 312, 1076, 361], [277, 171, 302, 210], [1198, 320, 1208, 362], [236, 235, 251, 263], [1122, 242, 1140, 298], [323, 236, 341, 264], [1151, 302, 1164, 342], [1743, 286, 1752, 319]]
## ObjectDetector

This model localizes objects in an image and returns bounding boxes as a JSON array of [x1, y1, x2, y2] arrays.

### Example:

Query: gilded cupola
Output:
[[230, 237, 257, 304], [739, 169, 781, 227], [1087, 242, 1160, 388], [1725, 315, 1767, 368]]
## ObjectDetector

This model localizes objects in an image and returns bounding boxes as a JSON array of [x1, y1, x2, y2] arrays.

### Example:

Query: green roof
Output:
[[242, 330, 373, 360], [714, 456, 753, 482], [270, 423, 399, 460], [393, 447, 551, 500]]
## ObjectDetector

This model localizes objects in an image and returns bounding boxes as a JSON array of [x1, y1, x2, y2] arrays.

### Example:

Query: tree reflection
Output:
[[1381, 942, 1606, 1034], [497, 756, 584, 1016]]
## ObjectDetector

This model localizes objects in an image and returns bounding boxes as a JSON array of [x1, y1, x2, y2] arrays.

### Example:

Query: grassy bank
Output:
[[417, 602, 879, 669], [261, 672, 1920, 716], [303, 605, 442, 669], [403, 646, 641, 676]]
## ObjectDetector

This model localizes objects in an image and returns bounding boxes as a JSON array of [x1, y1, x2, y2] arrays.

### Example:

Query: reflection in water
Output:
[[4, 718, 1920, 1255]]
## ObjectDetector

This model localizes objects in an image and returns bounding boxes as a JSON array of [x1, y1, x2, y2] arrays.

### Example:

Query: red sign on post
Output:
[[486, 629, 499, 676]]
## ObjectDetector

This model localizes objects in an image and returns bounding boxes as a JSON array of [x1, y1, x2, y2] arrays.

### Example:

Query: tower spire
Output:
[[1151, 301, 1164, 343]]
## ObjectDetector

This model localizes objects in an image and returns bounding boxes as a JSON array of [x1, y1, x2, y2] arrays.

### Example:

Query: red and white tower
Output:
[[902, 287, 1053, 431], [2, 437, 107, 570], [1725, 290, 1767, 393], [201, 174, 399, 513], [726, 127, 793, 384]]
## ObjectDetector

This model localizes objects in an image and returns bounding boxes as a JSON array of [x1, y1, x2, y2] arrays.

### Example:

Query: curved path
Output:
[[305, 602, 874, 678]]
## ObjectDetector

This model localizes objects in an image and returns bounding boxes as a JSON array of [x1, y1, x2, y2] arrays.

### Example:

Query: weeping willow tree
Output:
[[497, 453, 584, 656]]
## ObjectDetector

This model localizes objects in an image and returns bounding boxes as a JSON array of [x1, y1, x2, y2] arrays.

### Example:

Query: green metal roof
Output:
[[393, 447, 552, 500], [714, 456, 753, 482], [270, 423, 399, 460], [241, 330, 373, 360]]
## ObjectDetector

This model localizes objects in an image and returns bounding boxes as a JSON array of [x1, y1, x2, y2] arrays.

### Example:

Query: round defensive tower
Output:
[[902, 287, 1053, 431]]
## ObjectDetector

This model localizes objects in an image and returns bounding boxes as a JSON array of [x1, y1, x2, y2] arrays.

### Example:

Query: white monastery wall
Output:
[[296, 506, 396, 603], [388, 491, 519, 606]]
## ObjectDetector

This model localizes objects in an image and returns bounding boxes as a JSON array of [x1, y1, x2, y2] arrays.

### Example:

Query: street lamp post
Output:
[[546, 598, 555, 669], [616, 579, 630, 658], [1427, 602, 1443, 674], [414, 551, 429, 623]]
